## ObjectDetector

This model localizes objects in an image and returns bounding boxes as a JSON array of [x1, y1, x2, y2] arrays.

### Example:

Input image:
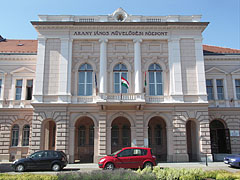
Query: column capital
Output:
[[60, 37, 70, 42], [99, 38, 108, 43], [133, 39, 142, 43], [37, 37, 46, 43], [168, 37, 180, 42], [194, 37, 203, 42]]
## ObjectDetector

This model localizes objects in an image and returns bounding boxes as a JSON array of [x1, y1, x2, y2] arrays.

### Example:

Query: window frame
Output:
[[26, 79, 33, 100], [206, 79, 214, 100], [0, 71, 6, 100], [113, 63, 128, 93], [11, 124, 19, 147], [78, 63, 93, 96], [22, 125, 30, 146], [235, 79, 240, 100], [216, 79, 224, 100], [148, 63, 163, 96], [15, 79, 23, 100]]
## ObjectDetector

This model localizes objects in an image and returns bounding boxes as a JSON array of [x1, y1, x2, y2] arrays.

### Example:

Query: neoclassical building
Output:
[[0, 8, 240, 163]]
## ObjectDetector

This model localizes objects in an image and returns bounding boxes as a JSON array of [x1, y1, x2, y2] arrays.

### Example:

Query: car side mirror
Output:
[[114, 155, 118, 158]]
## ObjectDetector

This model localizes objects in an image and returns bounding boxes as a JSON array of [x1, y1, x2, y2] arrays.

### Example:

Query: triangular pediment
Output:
[[10, 67, 35, 75], [205, 67, 227, 74], [231, 68, 240, 75]]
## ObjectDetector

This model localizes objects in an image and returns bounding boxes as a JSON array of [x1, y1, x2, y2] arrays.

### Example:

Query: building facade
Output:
[[0, 8, 240, 163]]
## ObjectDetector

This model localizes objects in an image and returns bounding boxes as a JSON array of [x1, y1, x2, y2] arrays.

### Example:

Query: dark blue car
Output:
[[224, 154, 240, 168], [12, 150, 68, 172]]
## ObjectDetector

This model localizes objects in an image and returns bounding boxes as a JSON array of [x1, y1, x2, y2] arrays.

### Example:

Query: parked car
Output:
[[224, 154, 240, 167], [98, 147, 156, 170], [12, 150, 68, 172], [224, 154, 240, 168]]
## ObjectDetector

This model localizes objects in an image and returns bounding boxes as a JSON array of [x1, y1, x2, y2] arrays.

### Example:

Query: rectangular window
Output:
[[236, 79, 240, 100], [216, 79, 224, 100], [26, 79, 33, 100], [15, 80, 23, 100], [206, 79, 214, 100], [0, 79, 2, 97]]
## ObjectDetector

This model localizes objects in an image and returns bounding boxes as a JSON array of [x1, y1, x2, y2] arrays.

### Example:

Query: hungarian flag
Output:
[[121, 76, 129, 89]]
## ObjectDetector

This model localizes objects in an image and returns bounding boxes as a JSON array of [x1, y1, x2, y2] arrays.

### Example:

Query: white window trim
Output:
[[205, 74, 228, 107], [232, 75, 240, 100], [143, 60, 167, 97], [109, 60, 132, 93], [74, 61, 97, 97], [10, 69, 35, 101], [0, 71, 6, 100]]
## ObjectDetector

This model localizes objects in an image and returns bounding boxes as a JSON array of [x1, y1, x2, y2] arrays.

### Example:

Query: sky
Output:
[[1, 0, 239, 49]]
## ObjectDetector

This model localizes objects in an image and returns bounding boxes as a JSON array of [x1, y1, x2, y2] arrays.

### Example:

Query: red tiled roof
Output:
[[203, 45, 240, 54], [0, 39, 38, 54], [0, 39, 239, 55]]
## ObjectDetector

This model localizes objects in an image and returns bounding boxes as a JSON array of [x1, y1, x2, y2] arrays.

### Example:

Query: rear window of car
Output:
[[132, 149, 147, 156], [53, 151, 59, 157]]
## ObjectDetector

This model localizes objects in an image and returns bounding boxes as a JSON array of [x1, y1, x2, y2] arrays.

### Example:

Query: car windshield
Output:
[[109, 149, 122, 156]]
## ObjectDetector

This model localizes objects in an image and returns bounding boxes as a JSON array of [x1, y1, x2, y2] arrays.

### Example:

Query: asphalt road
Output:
[[0, 162, 239, 175]]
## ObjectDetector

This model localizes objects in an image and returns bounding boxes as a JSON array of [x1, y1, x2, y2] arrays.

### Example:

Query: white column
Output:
[[68, 126, 75, 163], [195, 38, 208, 102], [99, 39, 108, 93], [59, 38, 71, 102], [67, 39, 73, 96], [232, 76, 238, 106], [213, 78, 219, 106], [34, 38, 46, 102], [223, 77, 229, 107], [134, 39, 142, 93], [168, 38, 183, 102]]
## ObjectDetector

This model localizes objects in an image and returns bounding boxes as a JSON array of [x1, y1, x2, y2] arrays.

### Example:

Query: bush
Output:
[[0, 174, 57, 180], [57, 169, 154, 180]]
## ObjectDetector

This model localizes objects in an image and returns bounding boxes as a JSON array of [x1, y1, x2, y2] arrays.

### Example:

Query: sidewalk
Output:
[[1, 162, 239, 173], [64, 162, 239, 173]]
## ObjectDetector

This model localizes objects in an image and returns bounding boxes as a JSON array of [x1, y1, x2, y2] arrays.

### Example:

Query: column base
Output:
[[0, 154, 10, 162], [170, 95, 184, 102], [199, 154, 213, 162], [172, 153, 189, 162]]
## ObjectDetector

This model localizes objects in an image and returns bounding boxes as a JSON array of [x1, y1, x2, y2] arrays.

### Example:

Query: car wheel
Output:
[[52, 163, 61, 171], [144, 162, 153, 169], [15, 164, 25, 172], [104, 163, 115, 170]]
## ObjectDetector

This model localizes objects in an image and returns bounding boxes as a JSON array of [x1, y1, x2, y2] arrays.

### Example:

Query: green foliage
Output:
[[0, 173, 57, 180], [57, 169, 154, 180]]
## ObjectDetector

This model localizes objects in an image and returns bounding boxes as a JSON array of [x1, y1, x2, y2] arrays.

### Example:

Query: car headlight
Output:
[[230, 158, 236, 162], [99, 158, 105, 163]]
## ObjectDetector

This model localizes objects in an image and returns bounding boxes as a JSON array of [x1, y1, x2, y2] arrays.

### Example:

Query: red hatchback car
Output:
[[98, 147, 156, 170]]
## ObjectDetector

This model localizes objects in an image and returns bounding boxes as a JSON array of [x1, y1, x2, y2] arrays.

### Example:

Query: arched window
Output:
[[78, 125, 86, 146], [122, 125, 130, 146], [155, 125, 162, 145], [111, 125, 119, 146], [78, 63, 93, 96], [89, 125, 94, 145], [22, 125, 30, 146], [113, 63, 128, 93], [11, 124, 19, 146], [148, 63, 163, 95]]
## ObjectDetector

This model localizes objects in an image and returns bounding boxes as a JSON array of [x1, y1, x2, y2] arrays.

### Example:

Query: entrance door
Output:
[[186, 120, 198, 161], [111, 117, 131, 153], [148, 117, 167, 162], [210, 120, 231, 154], [43, 120, 56, 150], [75, 117, 94, 163]]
